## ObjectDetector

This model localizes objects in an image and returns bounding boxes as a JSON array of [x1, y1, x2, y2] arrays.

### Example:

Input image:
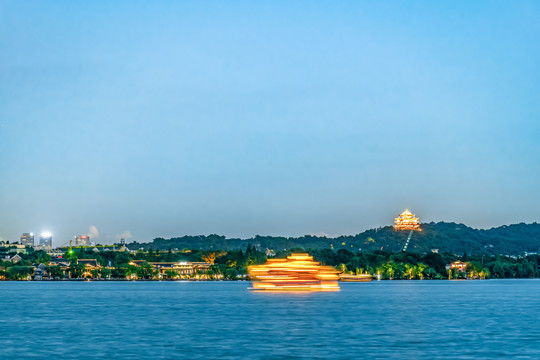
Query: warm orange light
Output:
[[394, 209, 421, 231], [248, 253, 340, 292]]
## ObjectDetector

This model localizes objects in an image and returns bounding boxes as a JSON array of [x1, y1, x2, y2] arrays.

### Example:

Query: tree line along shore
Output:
[[128, 222, 540, 255], [1, 243, 539, 281]]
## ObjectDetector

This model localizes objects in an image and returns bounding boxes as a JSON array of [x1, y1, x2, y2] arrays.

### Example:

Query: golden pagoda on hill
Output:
[[248, 253, 340, 292], [394, 209, 421, 231], [394, 209, 421, 252]]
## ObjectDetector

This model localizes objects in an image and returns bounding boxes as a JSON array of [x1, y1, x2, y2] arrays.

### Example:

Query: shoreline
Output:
[[4, 278, 536, 282]]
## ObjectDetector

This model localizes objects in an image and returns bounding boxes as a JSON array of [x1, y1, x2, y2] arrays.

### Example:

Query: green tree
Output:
[[47, 265, 64, 279], [120, 264, 138, 279], [165, 269, 179, 279], [404, 264, 415, 279], [424, 267, 438, 279], [415, 263, 427, 280], [7, 266, 34, 280], [384, 261, 397, 279], [224, 268, 239, 280], [137, 262, 156, 279], [68, 264, 85, 278], [101, 267, 112, 279], [166, 248, 174, 262]]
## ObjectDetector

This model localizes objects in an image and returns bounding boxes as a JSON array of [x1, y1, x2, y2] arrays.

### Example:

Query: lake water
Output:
[[1, 280, 539, 359]]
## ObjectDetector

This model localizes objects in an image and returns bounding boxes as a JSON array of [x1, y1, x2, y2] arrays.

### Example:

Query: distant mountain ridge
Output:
[[128, 222, 540, 255]]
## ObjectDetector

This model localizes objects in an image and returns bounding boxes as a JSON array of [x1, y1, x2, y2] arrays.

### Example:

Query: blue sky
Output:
[[1, 1, 539, 245]]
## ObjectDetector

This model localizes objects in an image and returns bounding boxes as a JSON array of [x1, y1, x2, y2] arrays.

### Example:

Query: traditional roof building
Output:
[[77, 259, 100, 268], [148, 261, 212, 278], [128, 260, 147, 266], [191, 262, 212, 272], [77, 259, 101, 278], [394, 209, 421, 252], [33, 264, 48, 280], [6, 254, 23, 263], [49, 258, 71, 267], [449, 261, 468, 272], [394, 209, 421, 231]]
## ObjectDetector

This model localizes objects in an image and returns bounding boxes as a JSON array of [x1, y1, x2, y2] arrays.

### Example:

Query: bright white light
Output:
[[30, 233, 34, 236], [41, 232, 52, 237]]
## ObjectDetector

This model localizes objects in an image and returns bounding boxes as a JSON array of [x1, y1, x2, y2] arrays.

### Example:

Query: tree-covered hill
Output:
[[127, 222, 540, 255]]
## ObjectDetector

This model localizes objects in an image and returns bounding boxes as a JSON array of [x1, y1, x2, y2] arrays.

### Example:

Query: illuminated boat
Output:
[[339, 274, 372, 282], [248, 253, 340, 292]]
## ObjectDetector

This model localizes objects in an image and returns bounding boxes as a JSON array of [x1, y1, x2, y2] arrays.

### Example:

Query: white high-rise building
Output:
[[39, 233, 53, 248]]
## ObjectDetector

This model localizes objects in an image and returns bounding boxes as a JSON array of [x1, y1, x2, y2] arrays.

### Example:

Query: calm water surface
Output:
[[0, 280, 539, 359]]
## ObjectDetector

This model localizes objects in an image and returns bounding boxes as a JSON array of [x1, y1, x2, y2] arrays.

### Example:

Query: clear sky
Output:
[[1, 1, 539, 246]]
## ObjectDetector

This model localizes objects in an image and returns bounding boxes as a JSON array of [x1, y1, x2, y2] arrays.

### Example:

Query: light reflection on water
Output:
[[1, 280, 539, 359]]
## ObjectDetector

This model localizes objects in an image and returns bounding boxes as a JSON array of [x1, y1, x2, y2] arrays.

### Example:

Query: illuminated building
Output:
[[127, 261, 212, 279], [394, 209, 421, 252], [39, 233, 53, 248], [20, 233, 34, 247], [394, 209, 421, 231], [77, 259, 101, 278], [248, 253, 340, 292], [450, 261, 468, 272], [75, 235, 91, 247], [49, 258, 70, 267]]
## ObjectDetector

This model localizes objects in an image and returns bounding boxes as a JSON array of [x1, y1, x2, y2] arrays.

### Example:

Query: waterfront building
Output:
[[128, 260, 212, 279], [77, 259, 101, 278], [39, 233, 53, 248], [191, 262, 212, 273], [33, 264, 47, 280], [20, 233, 35, 247], [451, 261, 467, 271], [49, 258, 71, 276], [447, 261, 468, 272], [149, 262, 203, 278]]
